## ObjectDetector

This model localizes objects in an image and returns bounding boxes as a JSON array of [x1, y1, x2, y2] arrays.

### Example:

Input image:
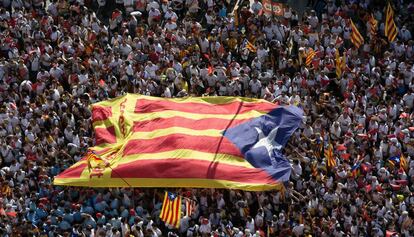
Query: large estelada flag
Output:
[[54, 94, 303, 191]]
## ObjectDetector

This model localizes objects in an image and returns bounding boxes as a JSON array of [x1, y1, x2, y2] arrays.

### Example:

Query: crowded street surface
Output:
[[1, 0, 414, 236]]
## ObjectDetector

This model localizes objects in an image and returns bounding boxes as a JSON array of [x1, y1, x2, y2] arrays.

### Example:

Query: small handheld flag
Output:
[[160, 192, 182, 228], [350, 161, 362, 177], [350, 20, 364, 48], [306, 48, 316, 67], [311, 161, 318, 178], [369, 14, 378, 37], [399, 154, 408, 172], [325, 144, 336, 169], [385, 3, 398, 42], [388, 155, 400, 168], [245, 40, 257, 52], [335, 50, 342, 78], [185, 198, 196, 217]]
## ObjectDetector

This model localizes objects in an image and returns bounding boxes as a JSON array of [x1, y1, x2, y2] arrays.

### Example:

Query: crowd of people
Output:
[[0, 0, 414, 236]]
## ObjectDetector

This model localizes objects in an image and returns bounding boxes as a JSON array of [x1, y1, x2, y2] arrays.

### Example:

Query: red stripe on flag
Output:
[[95, 126, 117, 145], [123, 135, 243, 157], [386, 17, 394, 27], [166, 198, 173, 224], [56, 163, 87, 178], [133, 117, 249, 131], [110, 159, 276, 184], [135, 99, 275, 115], [92, 106, 112, 122]]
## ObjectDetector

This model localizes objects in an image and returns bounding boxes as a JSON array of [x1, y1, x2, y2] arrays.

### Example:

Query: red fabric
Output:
[[390, 184, 401, 191], [386, 230, 397, 237], [112, 11, 121, 21], [208, 65, 213, 74], [340, 153, 350, 160], [396, 180, 408, 186], [361, 163, 371, 173], [6, 212, 17, 218], [337, 144, 347, 151]]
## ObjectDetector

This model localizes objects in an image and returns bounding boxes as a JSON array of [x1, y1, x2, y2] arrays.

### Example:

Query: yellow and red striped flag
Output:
[[385, 2, 398, 42], [350, 19, 364, 48], [245, 40, 257, 52], [335, 50, 346, 78], [400, 154, 408, 172], [54, 94, 303, 191], [306, 48, 316, 67], [335, 50, 342, 78], [311, 161, 318, 177], [325, 144, 336, 168], [185, 198, 196, 217], [160, 192, 182, 228], [369, 14, 378, 37]]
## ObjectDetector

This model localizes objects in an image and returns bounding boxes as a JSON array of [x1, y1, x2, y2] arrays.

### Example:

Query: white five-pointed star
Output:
[[252, 126, 283, 157]]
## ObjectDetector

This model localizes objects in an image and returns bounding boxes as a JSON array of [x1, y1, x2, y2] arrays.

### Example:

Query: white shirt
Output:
[[403, 93, 414, 108], [120, 43, 132, 56], [249, 80, 261, 94], [165, 21, 177, 31], [148, 8, 161, 18]]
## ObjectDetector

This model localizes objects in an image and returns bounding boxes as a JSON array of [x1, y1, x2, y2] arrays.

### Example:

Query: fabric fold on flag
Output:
[[54, 94, 303, 191]]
